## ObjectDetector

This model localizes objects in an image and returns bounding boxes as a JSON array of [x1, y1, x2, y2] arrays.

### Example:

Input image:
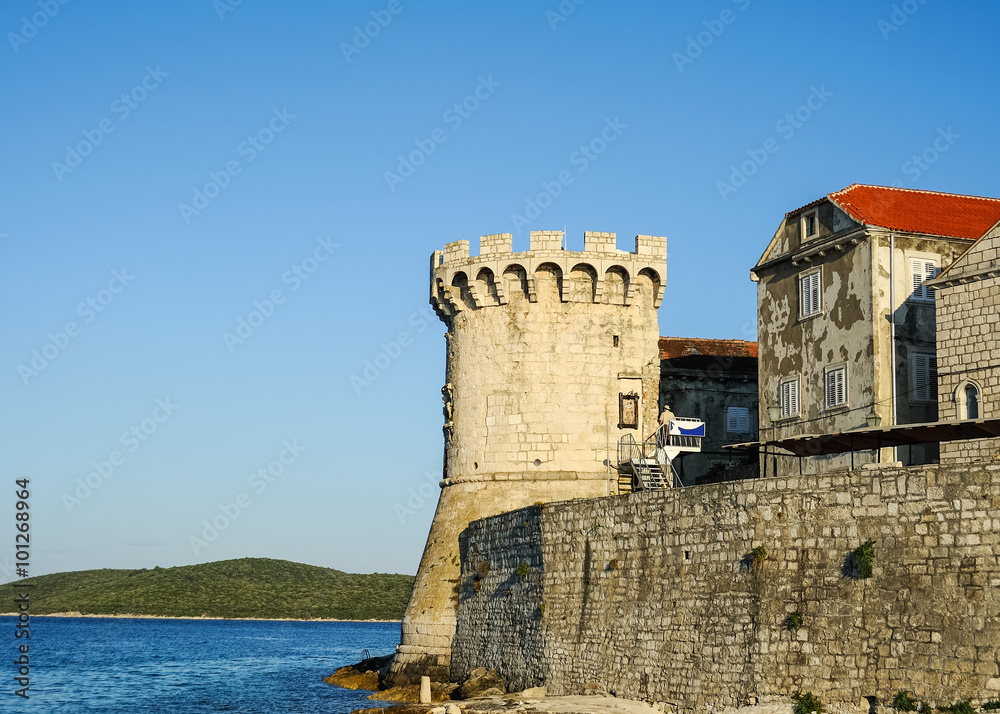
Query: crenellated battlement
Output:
[[430, 231, 666, 320]]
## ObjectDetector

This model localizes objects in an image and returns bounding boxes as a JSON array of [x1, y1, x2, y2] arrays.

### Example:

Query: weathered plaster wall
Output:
[[936, 226, 1000, 462], [453, 464, 1000, 712], [755, 200, 975, 475], [755, 211, 875, 476], [388, 231, 666, 686], [871, 231, 972, 464]]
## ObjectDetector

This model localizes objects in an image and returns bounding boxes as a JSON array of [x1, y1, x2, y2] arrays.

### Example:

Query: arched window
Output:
[[964, 384, 980, 419], [956, 381, 982, 420]]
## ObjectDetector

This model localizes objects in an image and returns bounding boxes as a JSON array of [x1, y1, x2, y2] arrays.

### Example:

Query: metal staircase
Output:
[[617, 419, 704, 492], [618, 433, 682, 491]]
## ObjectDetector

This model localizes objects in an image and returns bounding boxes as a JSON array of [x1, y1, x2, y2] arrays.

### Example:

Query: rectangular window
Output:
[[799, 270, 822, 318], [779, 377, 800, 419], [825, 366, 847, 408], [910, 258, 939, 302], [726, 406, 750, 433], [801, 210, 818, 239], [912, 353, 938, 402]]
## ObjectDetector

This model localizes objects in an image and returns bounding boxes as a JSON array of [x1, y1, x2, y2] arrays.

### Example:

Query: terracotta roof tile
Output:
[[824, 184, 1000, 240], [658, 337, 758, 360]]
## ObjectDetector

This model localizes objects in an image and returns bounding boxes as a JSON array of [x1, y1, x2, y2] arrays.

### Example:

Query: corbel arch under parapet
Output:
[[568, 262, 598, 303], [450, 271, 479, 311], [603, 265, 631, 305], [636, 267, 664, 308], [501, 264, 529, 303], [534, 262, 564, 303], [475, 267, 500, 306]]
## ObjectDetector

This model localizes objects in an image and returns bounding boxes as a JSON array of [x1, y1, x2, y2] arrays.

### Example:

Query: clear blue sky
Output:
[[2, 0, 998, 578]]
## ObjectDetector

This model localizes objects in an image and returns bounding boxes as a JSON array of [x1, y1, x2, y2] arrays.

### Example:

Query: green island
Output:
[[2, 557, 413, 620]]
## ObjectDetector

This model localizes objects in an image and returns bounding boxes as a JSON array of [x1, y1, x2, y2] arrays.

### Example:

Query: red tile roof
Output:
[[658, 337, 758, 360], [824, 184, 1000, 240]]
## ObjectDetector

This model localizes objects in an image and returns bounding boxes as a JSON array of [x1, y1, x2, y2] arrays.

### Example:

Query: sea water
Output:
[[0, 616, 400, 713]]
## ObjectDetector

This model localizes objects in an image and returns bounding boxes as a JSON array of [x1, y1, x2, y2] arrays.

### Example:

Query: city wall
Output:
[[452, 463, 1000, 711]]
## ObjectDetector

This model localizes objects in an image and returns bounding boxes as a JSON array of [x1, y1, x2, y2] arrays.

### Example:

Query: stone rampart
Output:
[[452, 463, 1000, 711]]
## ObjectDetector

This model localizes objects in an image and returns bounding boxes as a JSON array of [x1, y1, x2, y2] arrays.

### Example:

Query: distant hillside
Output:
[[2, 558, 413, 620]]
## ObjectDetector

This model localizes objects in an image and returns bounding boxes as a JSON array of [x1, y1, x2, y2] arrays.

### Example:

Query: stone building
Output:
[[927, 219, 1000, 462], [385, 230, 666, 685], [657, 337, 758, 484], [751, 184, 1000, 476]]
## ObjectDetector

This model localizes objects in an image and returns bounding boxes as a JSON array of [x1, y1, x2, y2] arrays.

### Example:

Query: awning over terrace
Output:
[[724, 418, 1000, 457]]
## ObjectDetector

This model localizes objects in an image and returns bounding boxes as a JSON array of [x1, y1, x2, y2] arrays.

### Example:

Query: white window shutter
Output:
[[924, 261, 938, 301], [911, 259, 923, 298], [791, 379, 799, 416]]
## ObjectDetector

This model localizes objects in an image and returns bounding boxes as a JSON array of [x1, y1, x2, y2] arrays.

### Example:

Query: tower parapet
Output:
[[386, 230, 666, 686], [431, 231, 666, 319]]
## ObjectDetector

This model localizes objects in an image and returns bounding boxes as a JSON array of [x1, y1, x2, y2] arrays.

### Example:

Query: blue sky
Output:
[[2, 0, 998, 578]]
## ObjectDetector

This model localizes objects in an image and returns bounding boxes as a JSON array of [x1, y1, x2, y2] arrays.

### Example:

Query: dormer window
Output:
[[801, 210, 818, 240]]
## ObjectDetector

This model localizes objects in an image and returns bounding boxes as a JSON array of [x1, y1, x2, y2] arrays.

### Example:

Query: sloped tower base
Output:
[[386, 230, 666, 685]]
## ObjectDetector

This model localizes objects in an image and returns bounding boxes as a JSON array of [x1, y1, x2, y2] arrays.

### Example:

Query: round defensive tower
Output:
[[386, 230, 666, 685]]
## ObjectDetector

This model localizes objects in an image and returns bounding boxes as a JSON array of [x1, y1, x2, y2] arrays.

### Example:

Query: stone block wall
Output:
[[452, 464, 1000, 711], [935, 227, 1000, 463]]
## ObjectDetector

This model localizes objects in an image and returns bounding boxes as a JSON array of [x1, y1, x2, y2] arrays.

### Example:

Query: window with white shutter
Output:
[[779, 377, 800, 419], [726, 406, 750, 433], [799, 270, 822, 318], [825, 366, 847, 408], [911, 353, 938, 402], [909, 259, 939, 302]]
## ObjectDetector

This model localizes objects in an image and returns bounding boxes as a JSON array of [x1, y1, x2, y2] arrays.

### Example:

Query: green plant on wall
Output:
[[751, 545, 768, 574], [538, 602, 546, 618], [785, 610, 803, 630], [937, 702, 974, 714], [850, 539, 876, 579], [516, 561, 529, 577], [892, 690, 917, 712], [983, 701, 1000, 711], [792, 691, 825, 714]]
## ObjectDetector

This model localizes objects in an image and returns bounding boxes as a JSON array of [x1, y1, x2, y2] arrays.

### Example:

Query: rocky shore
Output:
[[324, 657, 673, 714]]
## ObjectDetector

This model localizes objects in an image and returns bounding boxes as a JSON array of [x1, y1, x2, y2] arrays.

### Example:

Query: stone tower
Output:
[[386, 230, 666, 685]]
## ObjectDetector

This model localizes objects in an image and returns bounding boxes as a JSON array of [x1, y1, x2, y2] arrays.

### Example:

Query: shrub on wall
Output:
[[849, 539, 876, 579], [892, 690, 917, 712], [750, 545, 768, 574], [785, 610, 803, 630], [792, 691, 825, 714]]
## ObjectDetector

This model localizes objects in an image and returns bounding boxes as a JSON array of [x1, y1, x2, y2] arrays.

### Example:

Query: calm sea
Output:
[[0, 616, 400, 713]]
